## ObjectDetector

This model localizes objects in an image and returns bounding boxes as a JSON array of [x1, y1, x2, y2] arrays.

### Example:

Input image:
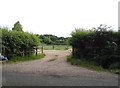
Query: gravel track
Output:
[[3, 50, 118, 79], [2, 50, 119, 86]]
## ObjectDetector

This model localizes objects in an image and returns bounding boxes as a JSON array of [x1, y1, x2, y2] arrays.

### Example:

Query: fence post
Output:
[[3, 47, 5, 56], [53, 45, 54, 50], [41, 46, 43, 53], [72, 46, 75, 57], [23, 50, 25, 57], [35, 47, 38, 56]]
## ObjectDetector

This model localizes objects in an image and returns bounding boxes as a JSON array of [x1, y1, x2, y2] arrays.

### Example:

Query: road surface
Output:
[[2, 50, 119, 86]]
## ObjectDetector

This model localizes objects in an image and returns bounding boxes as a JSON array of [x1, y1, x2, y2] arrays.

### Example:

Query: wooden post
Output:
[[53, 45, 54, 50], [36, 47, 37, 56], [23, 50, 25, 57], [41, 46, 43, 53], [72, 46, 75, 57], [2, 47, 5, 56]]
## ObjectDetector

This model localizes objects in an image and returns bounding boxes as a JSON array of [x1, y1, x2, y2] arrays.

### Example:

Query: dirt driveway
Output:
[[2, 50, 119, 86]]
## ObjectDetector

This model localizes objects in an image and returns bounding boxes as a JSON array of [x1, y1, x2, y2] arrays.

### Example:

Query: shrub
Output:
[[109, 62, 120, 69], [1, 27, 40, 59], [69, 25, 120, 69]]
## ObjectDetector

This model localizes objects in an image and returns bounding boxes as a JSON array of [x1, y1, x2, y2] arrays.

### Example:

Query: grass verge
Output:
[[67, 55, 120, 74], [5, 53, 45, 64]]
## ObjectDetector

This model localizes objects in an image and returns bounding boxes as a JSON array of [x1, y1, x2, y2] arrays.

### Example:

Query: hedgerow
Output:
[[69, 24, 120, 69], [1, 27, 40, 59]]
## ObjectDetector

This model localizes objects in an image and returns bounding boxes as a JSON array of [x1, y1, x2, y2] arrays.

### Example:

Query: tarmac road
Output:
[[2, 71, 118, 86]]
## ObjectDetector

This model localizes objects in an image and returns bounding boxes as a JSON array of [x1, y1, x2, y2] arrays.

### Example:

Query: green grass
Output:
[[67, 55, 107, 72], [67, 55, 120, 74], [5, 53, 45, 64], [43, 45, 71, 50]]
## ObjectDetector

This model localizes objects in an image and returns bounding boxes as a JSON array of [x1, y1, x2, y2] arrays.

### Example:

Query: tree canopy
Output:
[[1, 22, 40, 59], [12, 21, 23, 31], [39, 34, 69, 45]]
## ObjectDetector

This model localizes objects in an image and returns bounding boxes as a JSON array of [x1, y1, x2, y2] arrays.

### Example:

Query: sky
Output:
[[119, 1, 120, 28], [0, 0, 119, 37]]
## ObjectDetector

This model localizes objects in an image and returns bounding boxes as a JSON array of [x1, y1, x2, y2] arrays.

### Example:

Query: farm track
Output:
[[2, 50, 119, 86]]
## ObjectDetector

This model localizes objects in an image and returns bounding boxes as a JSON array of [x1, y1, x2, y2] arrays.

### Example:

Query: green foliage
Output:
[[109, 62, 120, 69], [69, 24, 120, 69], [1, 27, 40, 59], [6, 53, 45, 63], [40, 35, 53, 44], [12, 21, 23, 31], [67, 54, 120, 74], [39, 34, 69, 45], [67, 55, 104, 71]]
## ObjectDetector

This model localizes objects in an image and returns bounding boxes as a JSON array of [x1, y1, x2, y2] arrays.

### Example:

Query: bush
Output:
[[7, 53, 45, 63], [69, 25, 120, 69], [1, 27, 40, 59], [109, 62, 120, 69]]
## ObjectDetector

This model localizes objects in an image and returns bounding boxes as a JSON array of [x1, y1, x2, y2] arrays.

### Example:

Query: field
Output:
[[42, 45, 71, 50]]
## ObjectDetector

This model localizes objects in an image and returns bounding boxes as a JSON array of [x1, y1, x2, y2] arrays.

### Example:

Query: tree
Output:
[[1, 27, 40, 58], [12, 21, 23, 31]]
